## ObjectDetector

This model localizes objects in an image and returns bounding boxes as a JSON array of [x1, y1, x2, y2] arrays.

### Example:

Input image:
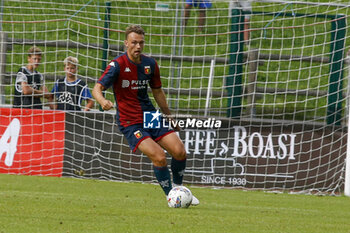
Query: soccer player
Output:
[[51, 56, 94, 111], [183, 0, 212, 33], [92, 24, 199, 206], [13, 46, 53, 109]]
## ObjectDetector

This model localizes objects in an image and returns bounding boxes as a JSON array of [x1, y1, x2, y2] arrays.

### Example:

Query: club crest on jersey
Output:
[[144, 66, 151, 75], [134, 130, 142, 139], [124, 67, 131, 72]]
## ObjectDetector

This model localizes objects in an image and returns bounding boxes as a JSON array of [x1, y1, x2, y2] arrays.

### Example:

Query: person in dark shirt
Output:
[[93, 24, 199, 206], [13, 46, 53, 109], [51, 56, 94, 111]]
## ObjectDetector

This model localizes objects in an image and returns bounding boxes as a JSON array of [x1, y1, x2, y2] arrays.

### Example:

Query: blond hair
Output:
[[64, 56, 78, 67], [28, 46, 42, 57], [125, 25, 145, 40]]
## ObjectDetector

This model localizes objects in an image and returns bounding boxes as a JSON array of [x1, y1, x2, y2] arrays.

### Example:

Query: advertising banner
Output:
[[63, 112, 346, 192], [0, 108, 65, 176], [182, 122, 346, 190]]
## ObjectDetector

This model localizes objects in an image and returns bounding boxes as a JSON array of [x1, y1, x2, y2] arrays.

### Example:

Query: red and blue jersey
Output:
[[98, 53, 162, 127]]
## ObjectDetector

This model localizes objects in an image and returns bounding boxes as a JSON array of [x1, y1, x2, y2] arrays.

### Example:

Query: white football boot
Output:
[[190, 195, 200, 206], [173, 183, 200, 206]]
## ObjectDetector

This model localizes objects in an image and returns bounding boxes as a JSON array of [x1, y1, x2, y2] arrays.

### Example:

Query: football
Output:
[[167, 186, 193, 208]]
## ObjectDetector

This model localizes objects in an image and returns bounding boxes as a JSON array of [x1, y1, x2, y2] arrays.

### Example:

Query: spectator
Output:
[[183, 0, 212, 33], [230, 0, 252, 42], [13, 46, 53, 109], [51, 56, 94, 111]]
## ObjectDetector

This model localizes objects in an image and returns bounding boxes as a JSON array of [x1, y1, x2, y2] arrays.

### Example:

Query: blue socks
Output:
[[171, 158, 186, 186], [153, 158, 187, 195], [153, 166, 172, 195]]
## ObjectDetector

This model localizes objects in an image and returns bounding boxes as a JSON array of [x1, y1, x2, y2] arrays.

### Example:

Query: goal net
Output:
[[0, 0, 350, 195]]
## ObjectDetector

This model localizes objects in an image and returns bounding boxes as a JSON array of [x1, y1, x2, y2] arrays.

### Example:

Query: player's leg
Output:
[[183, 0, 193, 27], [138, 137, 172, 195], [119, 124, 172, 195], [197, 0, 211, 32], [157, 132, 186, 185], [157, 132, 200, 206], [198, 8, 206, 32]]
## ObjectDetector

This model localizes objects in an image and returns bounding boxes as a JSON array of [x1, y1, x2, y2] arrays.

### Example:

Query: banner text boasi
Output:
[[183, 121, 345, 190]]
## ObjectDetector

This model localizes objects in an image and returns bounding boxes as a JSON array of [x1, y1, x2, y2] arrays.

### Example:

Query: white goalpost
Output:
[[1, 0, 350, 196]]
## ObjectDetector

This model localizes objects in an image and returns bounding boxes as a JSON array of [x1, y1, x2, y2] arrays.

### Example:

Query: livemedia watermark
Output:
[[143, 110, 222, 129]]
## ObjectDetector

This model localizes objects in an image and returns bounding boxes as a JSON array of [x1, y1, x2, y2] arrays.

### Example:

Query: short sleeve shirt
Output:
[[98, 53, 162, 127]]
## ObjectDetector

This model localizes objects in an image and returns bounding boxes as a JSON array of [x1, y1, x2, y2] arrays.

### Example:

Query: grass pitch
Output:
[[1, 174, 350, 233]]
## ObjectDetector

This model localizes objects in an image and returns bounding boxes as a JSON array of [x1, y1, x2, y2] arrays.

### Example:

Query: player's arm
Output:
[[152, 88, 171, 115], [81, 85, 95, 111], [93, 60, 119, 111], [150, 61, 170, 114], [49, 102, 57, 110], [152, 87, 180, 131], [44, 87, 55, 109], [83, 99, 95, 111], [41, 85, 54, 99], [49, 81, 58, 110], [21, 81, 43, 96], [21, 81, 52, 100], [41, 85, 55, 109], [92, 83, 113, 111], [16, 72, 46, 98]]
